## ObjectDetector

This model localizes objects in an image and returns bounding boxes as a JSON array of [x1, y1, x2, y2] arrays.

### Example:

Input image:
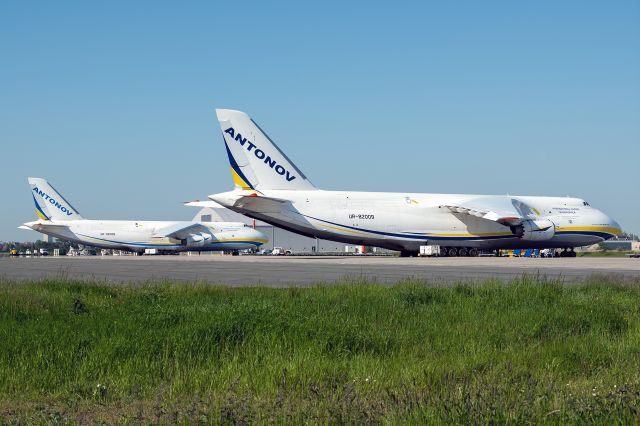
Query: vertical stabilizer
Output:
[[215, 109, 316, 191], [28, 177, 84, 221]]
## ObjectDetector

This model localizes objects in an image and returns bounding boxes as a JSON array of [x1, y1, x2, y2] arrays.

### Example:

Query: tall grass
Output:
[[1, 276, 640, 423]]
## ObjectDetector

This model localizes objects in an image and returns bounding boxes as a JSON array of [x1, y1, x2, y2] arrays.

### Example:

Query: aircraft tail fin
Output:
[[215, 109, 316, 191], [28, 177, 84, 221]]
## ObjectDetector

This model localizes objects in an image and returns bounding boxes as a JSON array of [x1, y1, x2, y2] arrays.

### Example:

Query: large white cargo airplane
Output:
[[21, 177, 267, 253], [204, 109, 621, 257]]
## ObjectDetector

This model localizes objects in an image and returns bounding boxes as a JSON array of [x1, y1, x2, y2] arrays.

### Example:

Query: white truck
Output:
[[419, 245, 440, 257], [271, 247, 292, 256]]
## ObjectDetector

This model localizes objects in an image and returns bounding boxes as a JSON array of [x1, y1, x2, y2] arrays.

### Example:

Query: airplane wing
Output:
[[152, 223, 213, 240], [441, 196, 537, 226]]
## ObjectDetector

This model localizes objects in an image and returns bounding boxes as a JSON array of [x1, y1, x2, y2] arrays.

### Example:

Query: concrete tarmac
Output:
[[2, 255, 640, 286]]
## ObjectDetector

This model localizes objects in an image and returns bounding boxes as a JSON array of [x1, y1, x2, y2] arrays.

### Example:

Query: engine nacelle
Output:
[[511, 219, 555, 241], [183, 232, 213, 247]]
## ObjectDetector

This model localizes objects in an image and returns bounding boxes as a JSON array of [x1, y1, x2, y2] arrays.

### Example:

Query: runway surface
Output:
[[2, 255, 640, 286]]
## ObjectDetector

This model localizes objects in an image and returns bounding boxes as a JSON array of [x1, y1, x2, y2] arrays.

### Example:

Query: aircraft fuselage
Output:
[[23, 219, 267, 253], [212, 190, 621, 252]]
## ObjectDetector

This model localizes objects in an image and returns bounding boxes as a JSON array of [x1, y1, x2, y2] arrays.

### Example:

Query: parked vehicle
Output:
[[419, 245, 440, 257], [271, 247, 292, 255], [540, 249, 554, 258]]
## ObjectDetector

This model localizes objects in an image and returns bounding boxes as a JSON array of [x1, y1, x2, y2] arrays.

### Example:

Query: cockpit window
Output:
[[583, 201, 590, 206]]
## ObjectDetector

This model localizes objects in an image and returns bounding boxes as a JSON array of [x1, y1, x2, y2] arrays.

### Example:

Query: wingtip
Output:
[[184, 200, 224, 208]]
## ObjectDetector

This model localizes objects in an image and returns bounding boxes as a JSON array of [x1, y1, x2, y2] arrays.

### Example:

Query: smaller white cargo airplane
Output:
[[20, 178, 268, 253]]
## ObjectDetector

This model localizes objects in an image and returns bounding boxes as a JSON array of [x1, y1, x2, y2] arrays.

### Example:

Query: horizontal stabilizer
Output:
[[234, 196, 288, 214], [19, 221, 71, 232], [209, 190, 289, 214]]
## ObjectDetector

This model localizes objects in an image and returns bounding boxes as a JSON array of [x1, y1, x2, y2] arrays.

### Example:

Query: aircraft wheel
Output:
[[439, 248, 448, 257], [468, 248, 479, 257], [448, 247, 458, 257], [458, 247, 468, 257], [560, 249, 576, 258]]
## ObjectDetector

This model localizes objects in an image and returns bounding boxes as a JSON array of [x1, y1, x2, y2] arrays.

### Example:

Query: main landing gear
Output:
[[439, 247, 479, 257], [558, 248, 577, 258], [400, 247, 481, 257]]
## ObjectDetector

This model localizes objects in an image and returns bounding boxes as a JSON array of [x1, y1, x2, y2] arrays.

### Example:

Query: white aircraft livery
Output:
[[22, 177, 268, 253], [207, 109, 622, 257]]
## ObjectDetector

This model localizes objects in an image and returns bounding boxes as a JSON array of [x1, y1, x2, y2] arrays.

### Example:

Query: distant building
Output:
[[191, 203, 370, 253], [601, 240, 633, 251]]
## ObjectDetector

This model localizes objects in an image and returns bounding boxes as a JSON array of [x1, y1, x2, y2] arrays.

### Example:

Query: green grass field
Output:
[[2, 277, 640, 424]]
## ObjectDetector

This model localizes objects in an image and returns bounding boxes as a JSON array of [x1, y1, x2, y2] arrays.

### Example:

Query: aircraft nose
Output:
[[252, 228, 268, 245], [610, 218, 622, 236], [595, 209, 622, 240]]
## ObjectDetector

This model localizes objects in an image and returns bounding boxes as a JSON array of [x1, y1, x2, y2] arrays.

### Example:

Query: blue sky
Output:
[[1, 1, 639, 241]]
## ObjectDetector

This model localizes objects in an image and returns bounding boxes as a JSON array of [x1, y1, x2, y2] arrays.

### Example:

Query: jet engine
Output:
[[183, 232, 213, 247], [511, 219, 555, 241]]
